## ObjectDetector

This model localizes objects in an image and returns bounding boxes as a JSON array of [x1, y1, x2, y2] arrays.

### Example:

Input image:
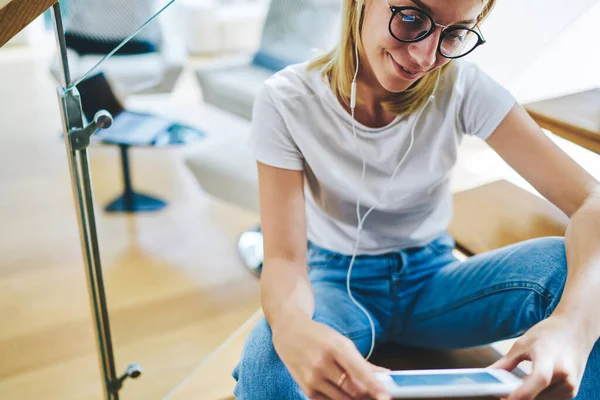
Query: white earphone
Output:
[[345, 0, 441, 360]]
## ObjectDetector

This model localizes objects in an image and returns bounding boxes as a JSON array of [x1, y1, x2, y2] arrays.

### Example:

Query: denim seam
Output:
[[412, 282, 554, 323], [308, 259, 345, 269], [323, 322, 371, 341], [427, 243, 454, 256], [314, 318, 372, 341], [346, 328, 373, 341]]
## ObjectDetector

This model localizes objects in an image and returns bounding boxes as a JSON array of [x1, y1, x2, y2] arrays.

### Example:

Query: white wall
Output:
[[507, 1, 600, 103], [466, 0, 599, 103]]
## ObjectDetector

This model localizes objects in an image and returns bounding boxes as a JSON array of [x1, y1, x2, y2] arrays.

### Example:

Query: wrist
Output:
[[550, 308, 600, 347], [270, 310, 313, 346]]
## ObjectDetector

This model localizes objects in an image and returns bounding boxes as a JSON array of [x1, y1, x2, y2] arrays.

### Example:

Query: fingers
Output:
[[536, 382, 574, 400], [310, 377, 374, 400], [338, 374, 370, 399], [507, 358, 554, 400], [490, 346, 528, 372], [333, 339, 391, 400], [326, 365, 369, 399], [307, 340, 375, 400], [368, 362, 391, 373], [311, 394, 337, 400], [494, 341, 554, 400], [311, 381, 354, 400], [536, 374, 580, 400]]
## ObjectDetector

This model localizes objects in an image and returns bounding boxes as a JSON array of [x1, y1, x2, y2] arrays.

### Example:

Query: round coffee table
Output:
[[98, 111, 204, 213]]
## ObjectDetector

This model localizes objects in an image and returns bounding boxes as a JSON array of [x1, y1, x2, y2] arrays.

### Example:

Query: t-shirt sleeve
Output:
[[458, 62, 517, 140], [250, 84, 304, 171]]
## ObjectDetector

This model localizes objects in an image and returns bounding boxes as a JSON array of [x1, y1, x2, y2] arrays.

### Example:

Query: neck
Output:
[[345, 64, 397, 128]]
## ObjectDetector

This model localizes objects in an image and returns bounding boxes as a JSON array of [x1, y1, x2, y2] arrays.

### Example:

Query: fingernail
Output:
[[377, 394, 391, 400]]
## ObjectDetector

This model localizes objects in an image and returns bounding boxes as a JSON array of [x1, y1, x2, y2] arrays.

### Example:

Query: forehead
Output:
[[407, 0, 484, 24]]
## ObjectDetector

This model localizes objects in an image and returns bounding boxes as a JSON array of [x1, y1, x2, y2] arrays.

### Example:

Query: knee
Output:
[[536, 236, 566, 265], [233, 318, 301, 399], [504, 237, 567, 318], [545, 236, 566, 259], [531, 236, 567, 314], [526, 236, 567, 281], [542, 236, 567, 286]]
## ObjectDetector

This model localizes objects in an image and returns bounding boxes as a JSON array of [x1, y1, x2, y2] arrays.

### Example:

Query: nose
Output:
[[407, 28, 440, 70]]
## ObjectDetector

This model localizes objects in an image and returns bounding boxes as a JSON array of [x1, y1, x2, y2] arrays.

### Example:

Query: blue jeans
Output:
[[233, 233, 600, 399]]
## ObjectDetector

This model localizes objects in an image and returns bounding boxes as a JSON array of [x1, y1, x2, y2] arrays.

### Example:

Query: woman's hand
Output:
[[273, 318, 391, 400], [490, 315, 595, 400]]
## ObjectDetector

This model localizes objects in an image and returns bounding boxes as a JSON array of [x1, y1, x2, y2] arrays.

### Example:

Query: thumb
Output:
[[368, 362, 391, 373], [490, 347, 527, 372], [508, 356, 554, 400]]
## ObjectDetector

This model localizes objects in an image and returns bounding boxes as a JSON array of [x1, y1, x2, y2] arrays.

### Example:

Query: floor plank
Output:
[[0, 45, 262, 399]]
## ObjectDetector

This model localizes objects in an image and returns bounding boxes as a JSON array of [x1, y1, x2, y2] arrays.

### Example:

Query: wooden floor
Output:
[[0, 45, 261, 399]]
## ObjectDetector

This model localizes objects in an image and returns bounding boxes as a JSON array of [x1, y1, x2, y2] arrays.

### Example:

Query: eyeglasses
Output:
[[385, 0, 486, 59]]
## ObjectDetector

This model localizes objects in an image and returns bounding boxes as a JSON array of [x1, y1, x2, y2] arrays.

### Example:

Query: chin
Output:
[[379, 76, 413, 94], [375, 53, 418, 94], [377, 72, 413, 94]]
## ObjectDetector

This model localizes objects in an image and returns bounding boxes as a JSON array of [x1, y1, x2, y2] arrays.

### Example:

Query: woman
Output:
[[233, 0, 600, 399]]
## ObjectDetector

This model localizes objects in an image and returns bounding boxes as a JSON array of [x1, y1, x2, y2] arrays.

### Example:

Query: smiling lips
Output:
[[401, 65, 418, 75], [388, 53, 424, 79]]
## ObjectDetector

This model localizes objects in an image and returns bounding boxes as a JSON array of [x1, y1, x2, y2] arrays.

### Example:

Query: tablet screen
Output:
[[391, 372, 502, 387]]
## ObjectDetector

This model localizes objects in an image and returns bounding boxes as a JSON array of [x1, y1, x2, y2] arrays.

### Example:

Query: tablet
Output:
[[376, 368, 522, 398]]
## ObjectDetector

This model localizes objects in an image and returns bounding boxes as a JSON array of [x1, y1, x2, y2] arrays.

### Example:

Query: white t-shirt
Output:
[[251, 60, 516, 255]]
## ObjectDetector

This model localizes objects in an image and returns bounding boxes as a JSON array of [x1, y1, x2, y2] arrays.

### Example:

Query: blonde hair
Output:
[[308, 0, 497, 117]]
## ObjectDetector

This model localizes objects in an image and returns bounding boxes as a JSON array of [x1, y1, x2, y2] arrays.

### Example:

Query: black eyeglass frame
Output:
[[386, 3, 487, 59]]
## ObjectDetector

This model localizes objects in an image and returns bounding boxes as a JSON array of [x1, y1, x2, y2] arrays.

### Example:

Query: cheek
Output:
[[434, 58, 451, 70], [360, 11, 395, 61], [363, 29, 399, 69]]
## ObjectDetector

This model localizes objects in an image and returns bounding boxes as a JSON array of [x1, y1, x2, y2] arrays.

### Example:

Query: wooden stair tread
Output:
[[524, 88, 600, 154], [1, 0, 57, 47], [168, 179, 564, 399], [166, 310, 516, 400], [165, 311, 262, 400], [449, 180, 568, 256]]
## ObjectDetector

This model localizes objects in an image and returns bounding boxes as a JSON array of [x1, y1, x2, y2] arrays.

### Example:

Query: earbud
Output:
[[429, 95, 435, 101], [351, 0, 361, 112]]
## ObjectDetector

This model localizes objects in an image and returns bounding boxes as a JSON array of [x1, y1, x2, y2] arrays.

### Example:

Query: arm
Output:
[[251, 81, 388, 399], [258, 161, 314, 337], [487, 104, 600, 335], [486, 104, 600, 399], [257, 161, 389, 400], [557, 187, 600, 340]]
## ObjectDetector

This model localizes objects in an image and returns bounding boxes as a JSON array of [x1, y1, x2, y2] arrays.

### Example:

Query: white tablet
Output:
[[376, 368, 523, 398]]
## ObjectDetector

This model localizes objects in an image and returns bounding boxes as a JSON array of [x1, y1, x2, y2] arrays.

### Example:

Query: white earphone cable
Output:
[[346, 0, 441, 359]]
